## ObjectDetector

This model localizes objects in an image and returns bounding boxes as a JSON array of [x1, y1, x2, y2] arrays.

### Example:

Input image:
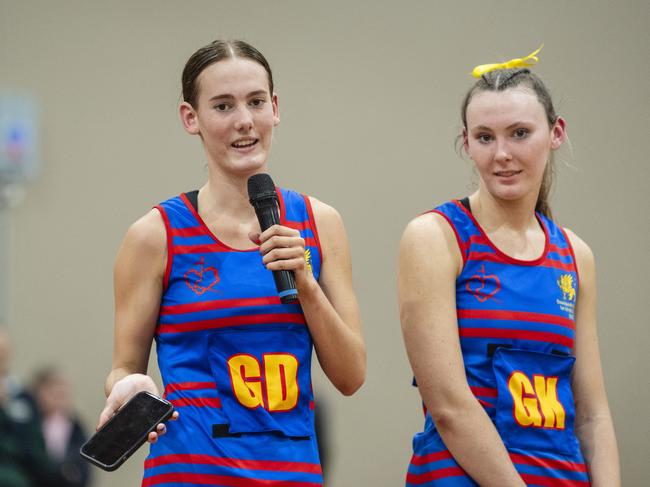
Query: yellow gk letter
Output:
[[509, 372, 542, 427], [508, 371, 566, 430], [533, 375, 566, 428]]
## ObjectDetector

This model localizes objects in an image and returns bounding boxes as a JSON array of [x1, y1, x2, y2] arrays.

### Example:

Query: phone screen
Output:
[[81, 391, 173, 470]]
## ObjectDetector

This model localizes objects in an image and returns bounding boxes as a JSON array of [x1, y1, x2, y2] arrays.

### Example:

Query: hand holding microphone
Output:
[[248, 173, 304, 303]]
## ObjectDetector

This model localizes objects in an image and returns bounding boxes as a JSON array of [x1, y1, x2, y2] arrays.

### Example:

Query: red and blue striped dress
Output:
[[142, 188, 323, 486], [406, 200, 591, 486]]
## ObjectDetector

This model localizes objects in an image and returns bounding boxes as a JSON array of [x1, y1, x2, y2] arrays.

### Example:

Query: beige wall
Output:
[[1, 0, 648, 485]]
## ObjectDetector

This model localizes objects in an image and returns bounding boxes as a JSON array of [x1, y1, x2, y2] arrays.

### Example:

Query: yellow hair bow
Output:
[[472, 45, 543, 78]]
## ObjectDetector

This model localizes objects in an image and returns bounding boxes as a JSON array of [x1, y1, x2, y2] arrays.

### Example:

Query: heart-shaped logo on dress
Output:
[[184, 257, 220, 295], [466, 264, 500, 302]]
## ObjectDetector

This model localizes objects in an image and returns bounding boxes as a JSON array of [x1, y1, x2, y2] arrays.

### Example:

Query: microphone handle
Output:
[[255, 203, 299, 304]]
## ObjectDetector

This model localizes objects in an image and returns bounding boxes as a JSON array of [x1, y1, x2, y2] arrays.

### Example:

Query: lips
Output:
[[494, 170, 522, 177], [231, 138, 258, 149]]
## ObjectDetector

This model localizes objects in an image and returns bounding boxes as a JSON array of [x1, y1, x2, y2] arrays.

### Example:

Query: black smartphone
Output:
[[80, 391, 174, 471]]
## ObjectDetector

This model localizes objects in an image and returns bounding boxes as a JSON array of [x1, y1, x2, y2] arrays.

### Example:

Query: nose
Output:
[[234, 105, 253, 132], [494, 137, 512, 163]]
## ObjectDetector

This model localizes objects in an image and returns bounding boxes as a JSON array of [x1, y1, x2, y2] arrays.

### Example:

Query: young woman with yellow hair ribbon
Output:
[[399, 47, 620, 486]]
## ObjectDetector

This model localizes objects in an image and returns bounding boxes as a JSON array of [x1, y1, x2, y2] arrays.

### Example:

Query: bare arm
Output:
[[256, 198, 365, 395], [566, 229, 620, 486], [98, 209, 177, 439], [399, 213, 525, 486]]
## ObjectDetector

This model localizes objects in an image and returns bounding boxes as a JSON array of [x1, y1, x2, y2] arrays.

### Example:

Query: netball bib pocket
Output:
[[492, 348, 579, 455], [206, 326, 313, 438]]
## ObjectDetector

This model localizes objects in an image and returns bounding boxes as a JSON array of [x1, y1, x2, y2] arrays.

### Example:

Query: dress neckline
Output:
[[179, 188, 286, 253], [454, 199, 550, 266]]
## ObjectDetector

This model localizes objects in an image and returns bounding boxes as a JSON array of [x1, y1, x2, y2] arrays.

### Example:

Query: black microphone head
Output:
[[247, 173, 277, 204]]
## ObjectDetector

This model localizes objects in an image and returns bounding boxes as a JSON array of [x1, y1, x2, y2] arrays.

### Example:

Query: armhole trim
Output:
[[304, 195, 323, 266], [431, 209, 468, 271], [560, 227, 581, 291], [154, 205, 173, 292]]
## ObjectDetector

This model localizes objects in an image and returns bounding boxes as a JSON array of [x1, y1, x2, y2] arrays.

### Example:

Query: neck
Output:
[[199, 165, 268, 222], [470, 186, 539, 233]]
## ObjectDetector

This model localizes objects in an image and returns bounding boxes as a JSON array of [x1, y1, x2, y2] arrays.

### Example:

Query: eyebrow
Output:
[[208, 90, 268, 102], [470, 121, 531, 131]]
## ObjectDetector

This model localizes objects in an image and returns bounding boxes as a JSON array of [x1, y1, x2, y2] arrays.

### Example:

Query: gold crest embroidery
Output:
[[557, 274, 576, 302]]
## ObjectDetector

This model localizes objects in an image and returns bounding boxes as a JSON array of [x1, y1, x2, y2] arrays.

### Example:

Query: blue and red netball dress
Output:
[[406, 200, 591, 487], [142, 188, 323, 487]]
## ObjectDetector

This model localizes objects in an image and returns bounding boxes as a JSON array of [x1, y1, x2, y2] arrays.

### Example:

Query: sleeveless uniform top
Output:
[[142, 188, 324, 487], [406, 200, 591, 487]]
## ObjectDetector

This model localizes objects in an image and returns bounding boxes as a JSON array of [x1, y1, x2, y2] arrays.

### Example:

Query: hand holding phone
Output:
[[80, 391, 174, 471], [98, 373, 159, 429]]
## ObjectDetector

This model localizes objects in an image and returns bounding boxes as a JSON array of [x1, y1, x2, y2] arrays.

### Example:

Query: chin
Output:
[[232, 157, 268, 175], [488, 184, 531, 203]]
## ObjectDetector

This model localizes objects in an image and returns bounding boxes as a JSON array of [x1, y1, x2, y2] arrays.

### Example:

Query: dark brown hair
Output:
[[461, 68, 558, 219], [182, 40, 274, 109]]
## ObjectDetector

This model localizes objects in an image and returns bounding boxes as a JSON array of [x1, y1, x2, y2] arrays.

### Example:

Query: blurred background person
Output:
[[0, 326, 44, 487], [31, 367, 91, 487], [0, 325, 31, 487], [0, 327, 90, 487]]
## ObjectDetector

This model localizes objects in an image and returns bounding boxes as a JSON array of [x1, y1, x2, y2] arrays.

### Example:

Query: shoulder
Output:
[[399, 213, 462, 298], [307, 196, 346, 246], [308, 196, 342, 228], [304, 197, 350, 270], [117, 209, 167, 269], [402, 211, 459, 253], [563, 228, 595, 266], [123, 209, 166, 252], [563, 227, 596, 282], [400, 212, 463, 275]]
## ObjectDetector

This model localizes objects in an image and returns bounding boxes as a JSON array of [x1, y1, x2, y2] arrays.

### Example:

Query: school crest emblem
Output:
[[557, 274, 576, 302], [466, 264, 501, 303], [184, 257, 220, 295]]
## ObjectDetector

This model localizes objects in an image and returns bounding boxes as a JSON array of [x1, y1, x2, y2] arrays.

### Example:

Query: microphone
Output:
[[247, 173, 298, 304]]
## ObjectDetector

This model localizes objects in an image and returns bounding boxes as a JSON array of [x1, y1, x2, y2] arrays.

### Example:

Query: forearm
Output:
[[566, 233, 621, 486], [431, 398, 525, 487], [257, 211, 364, 395], [576, 415, 620, 486], [297, 277, 365, 395]]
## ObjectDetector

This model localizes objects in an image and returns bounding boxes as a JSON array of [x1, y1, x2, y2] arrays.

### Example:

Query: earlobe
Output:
[[272, 93, 280, 127], [180, 102, 200, 135], [551, 116, 567, 150]]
